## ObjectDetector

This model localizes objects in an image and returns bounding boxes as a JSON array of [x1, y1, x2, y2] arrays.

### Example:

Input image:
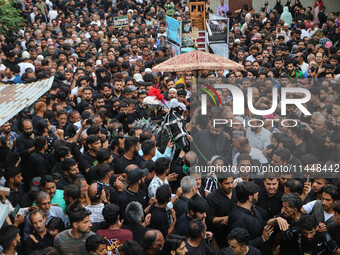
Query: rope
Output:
[[191, 139, 209, 163]]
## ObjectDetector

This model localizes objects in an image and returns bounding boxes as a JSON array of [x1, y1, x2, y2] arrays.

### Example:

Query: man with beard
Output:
[[112, 78, 123, 99], [0, 121, 18, 151], [0, 225, 21, 255], [110, 135, 125, 165], [267, 193, 303, 255], [142, 229, 165, 255], [192, 108, 232, 165], [79, 135, 101, 181], [4, 166, 25, 207], [92, 94, 105, 113], [39, 175, 66, 212], [77, 87, 93, 114], [78, 42, 91, 61], [246, 116, 271, 151], [115, 136, 144, 175], [119, 165, 150, 221], [325, 132, 340, 162], [228, 181, 274, 252], [24, 210, 54, 254], [29, 136, 51, 178], [176, 194, 209, 237], [163, 234, 188, 255], [129, 44, 143, 64], [51, 109, 77, 139], [282, 215, 339, 255], [324, 132, 340, 162], [54, 207, 95, 255], [227, 228, 261, 255], [329, 201, 340, 247], [100, 83, 113, 107], [206, 176, 237, 248], [301, 184, 339, 230], [56, 158, 80, 189], [16, 119, 35, 191]]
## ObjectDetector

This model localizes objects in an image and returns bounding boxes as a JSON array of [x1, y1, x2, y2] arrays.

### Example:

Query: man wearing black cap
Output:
[[21, 177, 41, 207], [119, 166, 149, 221]]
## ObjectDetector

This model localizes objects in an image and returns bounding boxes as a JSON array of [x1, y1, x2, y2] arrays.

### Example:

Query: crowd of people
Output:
[[0, 0, 340, 254]]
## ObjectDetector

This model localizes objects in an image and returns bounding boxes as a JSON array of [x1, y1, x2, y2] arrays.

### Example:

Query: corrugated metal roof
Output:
[[0, 76, 54, 126]]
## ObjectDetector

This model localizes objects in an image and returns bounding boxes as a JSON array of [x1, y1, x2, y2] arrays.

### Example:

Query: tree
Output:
[[0, 1, 24, 36]]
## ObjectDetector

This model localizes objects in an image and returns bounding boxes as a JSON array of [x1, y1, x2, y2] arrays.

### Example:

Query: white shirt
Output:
[[233, 146, 268, 166], [18, 62, 35, 75], [300, 62, 309, 74], [48, 10, 58, 22], [303, 200, 333, 222], [300, 29, 311, 40], [308, 28, 319, 37], [246, 127, 271, 151], [86, 203, 105, 223]]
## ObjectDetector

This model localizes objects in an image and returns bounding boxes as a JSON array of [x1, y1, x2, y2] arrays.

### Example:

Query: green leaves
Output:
[[0, 1, 24, 35]]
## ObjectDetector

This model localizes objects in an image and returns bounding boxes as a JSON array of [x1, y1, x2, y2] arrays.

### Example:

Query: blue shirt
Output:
[[139, 146, 172, 161], [217, 4, 229, 16]]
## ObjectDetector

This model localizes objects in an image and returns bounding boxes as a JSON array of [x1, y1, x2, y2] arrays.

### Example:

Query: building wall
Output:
[[210, 0, 340, 17]]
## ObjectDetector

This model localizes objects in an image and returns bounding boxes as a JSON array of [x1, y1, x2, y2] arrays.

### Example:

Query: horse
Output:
[[132, 110, 190, 153]]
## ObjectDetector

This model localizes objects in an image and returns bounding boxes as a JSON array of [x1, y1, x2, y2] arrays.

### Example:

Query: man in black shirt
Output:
[[329, 201, 340, 247], [16, 119, 35, 191], [229, 181, 273, 251], [173, 176, 197, 219], [5, 166, 25, 207], [267, 193, 303, 255], [96, 163, 123, 205], [123, 201, 149, 245], [142, 229, 164, 255], [24, 209, 54, 255], [56, 158, 80, 189], [149, 184, 176, 238], [257, 176, 283, 220], [119, 166, 149, 220], [227, 227, 261, 255], [50, 108, 77, 138], [115, 136, 144, 174], [206, 176, 237, 248], [176, 194, 209, 237], [185, 218, 215, 255], [29, 136, 51, 177], [79, 134, 101, 181], [283, 215, 339, 255]]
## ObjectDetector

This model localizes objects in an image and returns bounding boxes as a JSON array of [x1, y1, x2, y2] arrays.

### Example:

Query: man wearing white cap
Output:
[[19, 51, 35, 75]]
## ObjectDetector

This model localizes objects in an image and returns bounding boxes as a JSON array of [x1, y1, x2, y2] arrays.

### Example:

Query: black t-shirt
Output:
[[149, 203, 169, 238], [115, 155, 144, 174], [79, 151, 97, 177], [256, 188, 283, 220], [185, 240, 216, 255], [284, 228, 338, 255], [175, 214, 192, 237], [119, 184, 149, 220], [173, 196, 189, 219], [328, 225, 340, 247], [56, 176, 71, 190], [122, 223, 148, 245], [24, 231, 54, 255]]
